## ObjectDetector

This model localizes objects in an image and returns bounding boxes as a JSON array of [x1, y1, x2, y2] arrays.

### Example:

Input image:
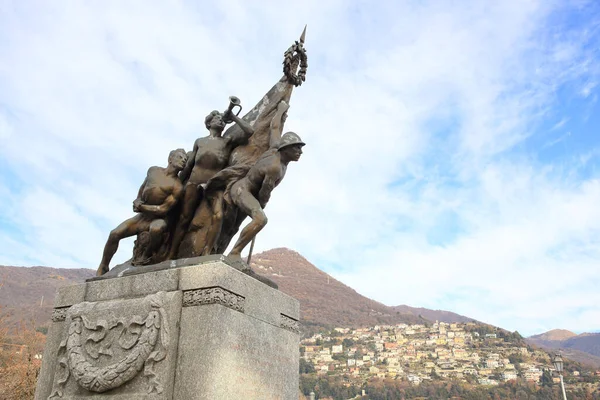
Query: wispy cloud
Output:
[[1, 0, 599, 336], [543, 131, 571, 148]]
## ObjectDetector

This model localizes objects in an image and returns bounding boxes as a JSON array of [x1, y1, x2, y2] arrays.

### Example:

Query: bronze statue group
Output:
[[97, 97, 304, 277], [97, 29, 308, 278]]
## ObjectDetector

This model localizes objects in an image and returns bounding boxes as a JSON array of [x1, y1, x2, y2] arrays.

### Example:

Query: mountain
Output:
[[526, 329, 600, 368], [0, 265, 94, 329], [528, 330, 600, 357], [250, 248, 426, 330], [390, 305, 477, 324], [251, 249, 477, 328], [566, 333, 600, 356], [529, 329, 577, 342]]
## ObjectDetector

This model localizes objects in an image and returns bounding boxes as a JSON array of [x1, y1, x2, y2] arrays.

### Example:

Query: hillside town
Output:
[[300, 321, 600, 388]]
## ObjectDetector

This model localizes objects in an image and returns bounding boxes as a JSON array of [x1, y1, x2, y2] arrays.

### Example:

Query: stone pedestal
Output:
[[35, 257, 300, 400]]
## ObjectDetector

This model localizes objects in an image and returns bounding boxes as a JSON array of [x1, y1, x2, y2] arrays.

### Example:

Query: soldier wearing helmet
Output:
[[228, 100, 304, 261]]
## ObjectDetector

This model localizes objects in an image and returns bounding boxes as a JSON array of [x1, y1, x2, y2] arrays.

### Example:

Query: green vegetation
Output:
[[300, 376, 600, 399]]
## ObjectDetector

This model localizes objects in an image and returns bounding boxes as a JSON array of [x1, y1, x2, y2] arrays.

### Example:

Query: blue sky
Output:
[[1, 0, 599, 336]]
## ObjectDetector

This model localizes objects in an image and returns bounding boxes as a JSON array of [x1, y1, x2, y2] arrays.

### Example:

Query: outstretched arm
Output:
[[269, 101, 290, 149], [179, 141, 198, 183]]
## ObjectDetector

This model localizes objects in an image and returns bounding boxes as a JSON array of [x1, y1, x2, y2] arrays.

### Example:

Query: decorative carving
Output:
[[283, 26, 308, 87], [49, 292, 170, 398], [280, 314, 300, 334], [51, 307, 70, 322], [182, 287, 245, 312]]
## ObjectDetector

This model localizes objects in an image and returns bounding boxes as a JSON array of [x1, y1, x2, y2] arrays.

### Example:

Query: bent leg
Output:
[[143, 219, 167, 259], [98, 215, 148, 276], [229, 190, 267, 258], [169, 183, 201, 259], [202, 190, 224, 256]]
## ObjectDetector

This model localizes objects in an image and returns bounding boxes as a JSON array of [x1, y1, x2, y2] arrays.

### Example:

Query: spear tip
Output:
[[299, 25, 307, 44]]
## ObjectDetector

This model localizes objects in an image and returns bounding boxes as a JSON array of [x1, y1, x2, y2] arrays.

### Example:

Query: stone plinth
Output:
[[35, 258, 300, 400]]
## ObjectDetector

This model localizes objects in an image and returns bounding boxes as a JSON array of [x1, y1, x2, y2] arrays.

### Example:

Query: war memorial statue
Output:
[[35, 28, 308, 400], [92, 27, 309, 282]]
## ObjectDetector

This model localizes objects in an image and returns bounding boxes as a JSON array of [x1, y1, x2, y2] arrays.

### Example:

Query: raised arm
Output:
[[229, 113, 254, 136], [225, 113, 255, 148], [269, 101, 290, 149], [179, 141, 198, 183]]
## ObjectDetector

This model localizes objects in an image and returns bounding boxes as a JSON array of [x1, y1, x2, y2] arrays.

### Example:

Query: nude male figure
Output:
[[97, 149, 187, 276], [168, 107, 254, 258], [228, 100, 304, 260]]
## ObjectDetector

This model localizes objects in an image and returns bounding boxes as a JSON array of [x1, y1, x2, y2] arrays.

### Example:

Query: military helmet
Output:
[[278, 131, 305, 150]]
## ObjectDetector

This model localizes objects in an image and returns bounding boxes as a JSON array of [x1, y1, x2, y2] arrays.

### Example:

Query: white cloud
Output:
[[1, 0, 599, 335]]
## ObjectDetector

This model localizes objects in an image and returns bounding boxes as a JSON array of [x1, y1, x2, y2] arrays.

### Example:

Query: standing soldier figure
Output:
[[227, 100, 304, 262]]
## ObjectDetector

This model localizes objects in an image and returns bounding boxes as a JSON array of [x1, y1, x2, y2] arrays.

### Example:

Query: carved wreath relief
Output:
[[49, 292, 170, 398]]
